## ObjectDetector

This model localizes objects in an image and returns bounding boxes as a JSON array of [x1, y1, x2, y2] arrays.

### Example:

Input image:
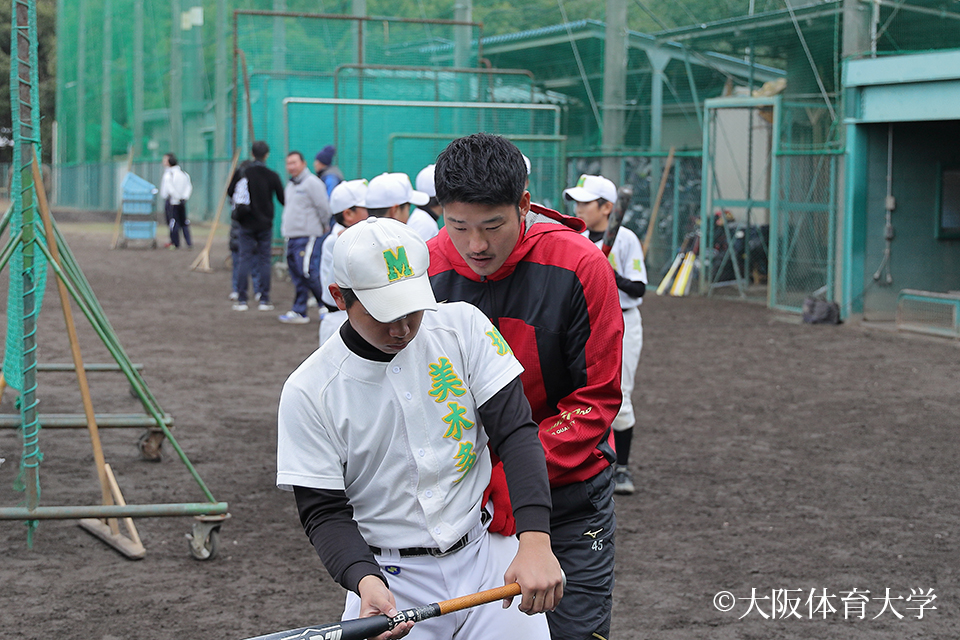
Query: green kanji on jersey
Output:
[[486, 327, 513, 356], [428, 357, 467, 402], [383, 246, 415, 282], [453, 441, 478, 482], [442, 402, 475, 440], [633, 258, 642, 271], [608, 253, 617, 270]]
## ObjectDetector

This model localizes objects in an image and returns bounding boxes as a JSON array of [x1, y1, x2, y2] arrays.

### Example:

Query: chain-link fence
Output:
[[236, 10, 485, 174], [769, 101, 840, 311], [51, 160, 235, 222], [699, 98, 839, 311]]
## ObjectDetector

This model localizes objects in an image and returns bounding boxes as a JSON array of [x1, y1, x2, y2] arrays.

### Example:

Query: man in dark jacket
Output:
[[427, 133, 624, 640], [227, 140, 285, 311], [313, 144, 344, 198]]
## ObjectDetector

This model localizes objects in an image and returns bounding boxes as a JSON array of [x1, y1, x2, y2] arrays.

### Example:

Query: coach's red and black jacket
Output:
[[428, 203, 624, 489]]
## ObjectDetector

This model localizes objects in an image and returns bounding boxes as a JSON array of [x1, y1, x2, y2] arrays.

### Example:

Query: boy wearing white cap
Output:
[[318, 179, 369, 345], [277, 217, 563, 640], [415, 164, 444, 228], [366, 172, 439, 241], [564, 174, 647, 495]]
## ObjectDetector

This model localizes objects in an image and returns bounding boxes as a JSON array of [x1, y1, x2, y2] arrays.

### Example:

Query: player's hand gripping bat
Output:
[[601, 185, 634, 257], [245, 582, 522, 640]]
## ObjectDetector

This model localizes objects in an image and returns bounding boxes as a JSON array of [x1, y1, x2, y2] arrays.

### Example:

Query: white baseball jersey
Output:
[[277, 301, 523, 551], [408, 207, 440, 241], [319, 222, 344, 309], [584, 226, 647, 309]]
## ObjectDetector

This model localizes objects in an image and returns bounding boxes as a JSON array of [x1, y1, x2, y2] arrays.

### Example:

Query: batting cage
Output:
[[234, 10, 568, 243]]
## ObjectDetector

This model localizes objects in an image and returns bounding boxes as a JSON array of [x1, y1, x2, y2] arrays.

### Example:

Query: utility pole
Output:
[[100, 0, 112, 163], [273, 0, 287, 73], [134, 0, 144, 159], [215, 0, 227, 157], [170, 0, 183, 155], [601, 0, 627, 181], [76, 0, 86, 163]]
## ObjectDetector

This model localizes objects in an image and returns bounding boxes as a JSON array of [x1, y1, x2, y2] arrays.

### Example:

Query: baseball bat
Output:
[[656, 252, 683, 296], [601, 185, 634, 257], [656, 234, 692, 296], [245, 582, 522, 640]]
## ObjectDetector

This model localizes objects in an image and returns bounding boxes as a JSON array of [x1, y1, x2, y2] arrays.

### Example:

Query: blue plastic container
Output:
[[119, 172, 158, 247]]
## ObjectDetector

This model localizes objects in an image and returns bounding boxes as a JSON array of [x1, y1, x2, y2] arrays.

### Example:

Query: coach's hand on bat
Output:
[[503, 531, 564, 615], [357, 575, 415, 639]]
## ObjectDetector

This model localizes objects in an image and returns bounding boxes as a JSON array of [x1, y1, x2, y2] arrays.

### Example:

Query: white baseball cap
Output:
[[415, 164, 436, 198], [563, 174, 617, 204], [522, 154, 531, 175], [365, 172, 430, 209], [333, 217, 438, 323], [329, 179, 367, 214]]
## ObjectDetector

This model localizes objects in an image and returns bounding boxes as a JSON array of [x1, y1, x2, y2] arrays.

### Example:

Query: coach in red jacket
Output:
[[428, 133, 624, 640]]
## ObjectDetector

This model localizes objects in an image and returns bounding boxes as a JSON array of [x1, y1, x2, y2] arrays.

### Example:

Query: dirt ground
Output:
[[1, 222, 958, 640]]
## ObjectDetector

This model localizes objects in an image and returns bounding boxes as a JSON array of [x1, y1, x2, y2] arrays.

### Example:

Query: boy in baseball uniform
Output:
[[564, 174, 647, 495], [365, 172, 439, 242], [318, 179, 369, 345], [278, 217, 563, 639]]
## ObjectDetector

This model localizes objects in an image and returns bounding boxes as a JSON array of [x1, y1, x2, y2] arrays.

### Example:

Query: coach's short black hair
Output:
[[287, 150, 304, 162], [252, 140, 269, 161], [435, 133, 527, 207]]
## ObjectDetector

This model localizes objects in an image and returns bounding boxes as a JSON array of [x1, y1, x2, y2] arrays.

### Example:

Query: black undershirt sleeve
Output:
[[478, 377, 552, 535], [586, 229, 645, 299], [614, 272, 646, 298], [293, 485, 387, 594]]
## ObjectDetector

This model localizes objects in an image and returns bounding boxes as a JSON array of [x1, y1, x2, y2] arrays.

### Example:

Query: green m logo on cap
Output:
[[576, 175, 588, 188], [383, 246, 415, 282]]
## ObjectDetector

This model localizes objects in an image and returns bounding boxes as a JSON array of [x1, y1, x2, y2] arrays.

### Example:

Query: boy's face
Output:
[[331, 285, 424, 354], [575, 199, 613, 232], [443, 191, 530, 277]]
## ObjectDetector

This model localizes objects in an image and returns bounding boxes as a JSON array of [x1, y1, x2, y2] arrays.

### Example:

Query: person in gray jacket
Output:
[[279, 150, 332, 324]]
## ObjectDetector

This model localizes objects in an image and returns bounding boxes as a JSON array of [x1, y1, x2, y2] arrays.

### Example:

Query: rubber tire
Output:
[[189, 527, 220, 561]]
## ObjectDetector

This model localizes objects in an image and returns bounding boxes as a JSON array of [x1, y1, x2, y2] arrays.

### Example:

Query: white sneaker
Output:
[[258, 303, 275, 311], [228, 291, 239, 301], [232, 303, 249, 311], [278, 311, 309, 324], [307, 297, 318, 308]]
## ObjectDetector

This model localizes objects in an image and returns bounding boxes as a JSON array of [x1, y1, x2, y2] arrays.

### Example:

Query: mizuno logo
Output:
[[583, 528, 603, 539]]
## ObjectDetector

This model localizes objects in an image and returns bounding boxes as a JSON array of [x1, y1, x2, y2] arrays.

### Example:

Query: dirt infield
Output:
[[1, 223, 958, 640]]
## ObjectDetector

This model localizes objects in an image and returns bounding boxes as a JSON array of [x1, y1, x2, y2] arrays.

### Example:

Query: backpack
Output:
[[802, 297, 841, 325], [232, 169, 252, 223]]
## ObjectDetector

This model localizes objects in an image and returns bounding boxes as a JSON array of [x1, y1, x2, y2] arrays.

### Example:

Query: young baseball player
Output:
[[366, 172, 439, 241], [427, 134, 623, 640], [318, 179, 369, 346], [278, 217, 564, 640], [564, 174, 647, 495], [414, 164, 443, 228]]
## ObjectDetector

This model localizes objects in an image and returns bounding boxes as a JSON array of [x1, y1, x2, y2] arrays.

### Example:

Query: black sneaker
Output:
[[613, 466, 635, 495]]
